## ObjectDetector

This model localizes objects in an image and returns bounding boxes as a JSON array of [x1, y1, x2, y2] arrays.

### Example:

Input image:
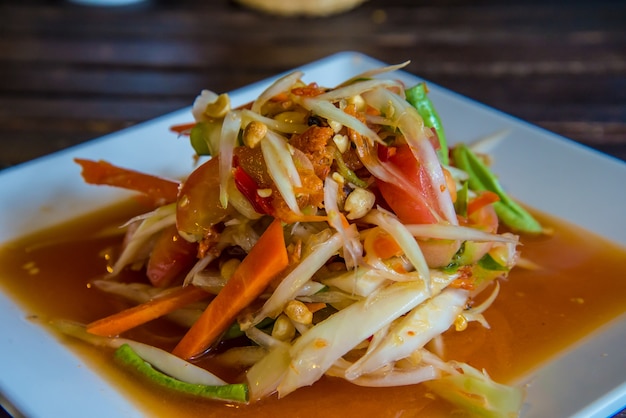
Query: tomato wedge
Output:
[[176, 157, 234, 242], [146, 224, 198, 287], [376, 144, 439, 224]]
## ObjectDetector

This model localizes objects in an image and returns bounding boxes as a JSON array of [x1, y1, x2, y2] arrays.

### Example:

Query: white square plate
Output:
[[1, 51, 625, 417]]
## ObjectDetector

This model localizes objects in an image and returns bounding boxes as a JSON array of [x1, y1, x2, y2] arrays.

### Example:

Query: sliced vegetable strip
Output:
[[74, 158, 179, 204], [405, 82, 449, 165], [452, 144, 542, 233], [146, 224, 198, 288], [114, 344, 248, 403], [424, 362, 524, 418], [173, 219, 289, 360], [69, 65, 538, 416], [276, 272, 459, 397], [86, 285, 210, 337], [52, 319, 228, 386]]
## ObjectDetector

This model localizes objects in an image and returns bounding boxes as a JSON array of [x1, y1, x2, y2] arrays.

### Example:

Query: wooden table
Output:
[[0, 0, 624, 417], [1, 0, 625, 169]]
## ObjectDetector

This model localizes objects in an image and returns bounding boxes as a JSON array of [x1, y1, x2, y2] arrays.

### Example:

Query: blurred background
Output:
[[0, 0, 625, 416], [0, 0, 624, 172]]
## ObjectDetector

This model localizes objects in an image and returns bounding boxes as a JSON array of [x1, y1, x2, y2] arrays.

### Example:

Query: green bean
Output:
[[114, 344, 248, 403], [454, 180, 469, 217], [331, 146, 369, 188], [452, 143, 542, 234], [405, 82, 449, 165]]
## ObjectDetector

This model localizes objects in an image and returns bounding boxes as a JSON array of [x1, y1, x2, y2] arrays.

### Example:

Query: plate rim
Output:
[[1, 50, 625, 418]]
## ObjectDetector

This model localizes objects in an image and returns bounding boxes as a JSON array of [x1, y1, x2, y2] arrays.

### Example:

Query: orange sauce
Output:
[[1, 201, 626, 417]]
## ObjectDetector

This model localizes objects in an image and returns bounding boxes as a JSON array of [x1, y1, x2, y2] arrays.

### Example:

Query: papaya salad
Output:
[[57, 62, 543, 416]]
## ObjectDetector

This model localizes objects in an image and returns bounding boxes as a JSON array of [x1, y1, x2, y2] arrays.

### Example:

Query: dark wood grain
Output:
[[0, 0, 625, 416], [1, 0, 625, 170]]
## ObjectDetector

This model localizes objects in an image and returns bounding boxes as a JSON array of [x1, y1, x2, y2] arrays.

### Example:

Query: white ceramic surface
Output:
[[1, 51, 625, 417]]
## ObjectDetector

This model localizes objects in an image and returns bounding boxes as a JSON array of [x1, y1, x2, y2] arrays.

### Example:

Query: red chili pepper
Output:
[[376, 143, 397, 162], [233, 165, 274, 215]]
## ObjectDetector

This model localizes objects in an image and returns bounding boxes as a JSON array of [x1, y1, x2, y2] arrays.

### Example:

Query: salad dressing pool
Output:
[[1, 200, 625, 417]]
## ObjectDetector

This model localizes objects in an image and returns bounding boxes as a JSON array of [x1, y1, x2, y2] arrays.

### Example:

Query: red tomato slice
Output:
[[176, 157, 234, 241], [147, 224, 198, 287], [376, 144, 439, 224]]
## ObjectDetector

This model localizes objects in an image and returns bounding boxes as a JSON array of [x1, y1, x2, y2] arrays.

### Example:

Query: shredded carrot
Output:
[[86, 285, 210, 337], [74, 158, 179, 205], [304, 302, 327, 314], [270, 92, 290, 102], [279, 212, 328, 224], [365, 105, 381, 116], [169, 122, 197, 134], [291, 83, 326, 97], [449, 277, 476, 291], [372, 231, 403, 259], [172, 219, 289, 360], [467, 190, 500, 215], [390, 261, 409, 274], [338, 212, 351, 229]]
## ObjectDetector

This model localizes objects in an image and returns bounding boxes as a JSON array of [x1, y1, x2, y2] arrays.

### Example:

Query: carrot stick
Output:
[[170, 122, 197, 134], [74, 158, 180, 204], [86, 285, 210, 337], [467, 190, 500, 215], [172, 219, 289, 360], [372, 231, 403, 259]]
